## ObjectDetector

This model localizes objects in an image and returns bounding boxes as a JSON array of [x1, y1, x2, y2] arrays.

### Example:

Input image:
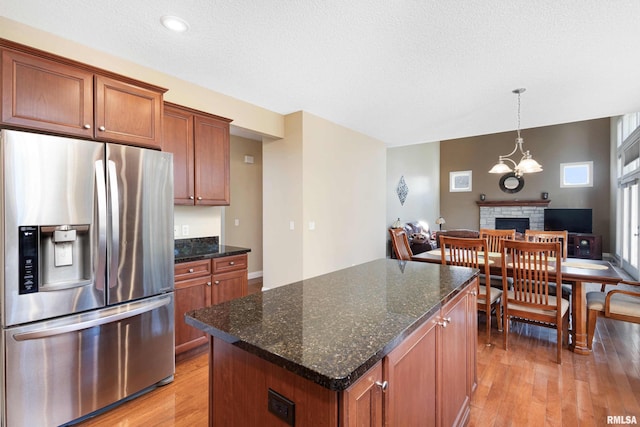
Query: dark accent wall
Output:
[[440, 118, 611, 252]]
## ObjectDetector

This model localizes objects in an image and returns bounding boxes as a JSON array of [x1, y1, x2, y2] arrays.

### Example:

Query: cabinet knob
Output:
[[375, 380, 389, 392], [188, 268, 194, 273], [98, 126, 106, 131], [197, 196, 203, 200], [83, 124, 91, 129], [436, 321, 448, 328], [189, 196, 194, 200], [229, 261, 235, 266], [214, 280, 220, 285], [444, 317, 452, 324], [207, 282, 212, 286]]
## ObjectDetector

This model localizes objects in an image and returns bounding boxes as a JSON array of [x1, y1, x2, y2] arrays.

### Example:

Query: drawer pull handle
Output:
[[188, 268, 194, 273], [229, 261, 235, 266], [375, 381, 389, 392], [214, 280, 220, 285]]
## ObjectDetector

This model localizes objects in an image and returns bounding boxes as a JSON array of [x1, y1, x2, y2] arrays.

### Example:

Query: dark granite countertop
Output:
[[174, 237, 251, 263], [185, 258, 478, 391]]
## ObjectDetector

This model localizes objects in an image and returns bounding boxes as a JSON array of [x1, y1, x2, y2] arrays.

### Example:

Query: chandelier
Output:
[[488, 88, 543, 177]]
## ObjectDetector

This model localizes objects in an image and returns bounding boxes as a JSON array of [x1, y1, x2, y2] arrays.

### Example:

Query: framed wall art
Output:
[[449, 170, 472, 192]]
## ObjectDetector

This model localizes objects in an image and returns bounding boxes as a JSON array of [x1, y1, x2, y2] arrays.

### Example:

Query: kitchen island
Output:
[[185, 259, 478, 426]]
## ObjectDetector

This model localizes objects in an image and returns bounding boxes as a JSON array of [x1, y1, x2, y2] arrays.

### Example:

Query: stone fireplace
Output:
[[477, 200, 550, 231]]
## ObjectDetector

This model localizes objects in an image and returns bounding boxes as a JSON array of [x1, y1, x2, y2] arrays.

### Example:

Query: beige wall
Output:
[[263, 113, 304, 288], [224, 135, 263, 277], [301, 113, 387, 279], [439, 118, 612, 251], [263, 112, 386, 288], [387, 142, 441, 253]]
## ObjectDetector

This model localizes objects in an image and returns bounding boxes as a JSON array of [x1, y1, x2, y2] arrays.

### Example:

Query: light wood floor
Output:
[[78, 281, 640, 427]]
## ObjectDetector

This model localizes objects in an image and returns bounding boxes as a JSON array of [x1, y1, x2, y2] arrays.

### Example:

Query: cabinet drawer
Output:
[[175, 259, 212, 281], [212, 254, 247, 274]]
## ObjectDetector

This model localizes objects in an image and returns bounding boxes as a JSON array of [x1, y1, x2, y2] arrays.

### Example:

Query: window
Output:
[[560, 161, 593, 188]]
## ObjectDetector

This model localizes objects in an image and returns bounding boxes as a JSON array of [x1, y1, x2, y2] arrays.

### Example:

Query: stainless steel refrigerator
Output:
[[0, 130, 175, 426]]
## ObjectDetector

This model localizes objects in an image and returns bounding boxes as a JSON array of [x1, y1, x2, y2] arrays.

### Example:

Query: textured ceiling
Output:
[[2, 1, 640, 146]]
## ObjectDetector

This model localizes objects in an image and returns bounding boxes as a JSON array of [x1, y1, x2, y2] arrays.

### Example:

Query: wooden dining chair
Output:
[[389, 228, 413, 261], [500, 240, 570, 364], [524, 230, 571, 301], [524, 230, 568, 260], [480, 228, 516, 253], [479, 228, 517, 290], [586, 280, 640, 349], [439, 236, 502, 345]]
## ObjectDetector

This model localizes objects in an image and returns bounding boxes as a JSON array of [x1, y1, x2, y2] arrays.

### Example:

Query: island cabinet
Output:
[[162, 102, 232, 205], [203, 276, 477, 427], [344, 279, 477, 427], [1, 43, 165, 149], [174, 254, 248, 356]]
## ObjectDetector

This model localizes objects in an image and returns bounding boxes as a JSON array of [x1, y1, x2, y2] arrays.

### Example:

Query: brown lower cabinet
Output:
[[174, 254, 248, 356], [208, 278, 477, 426], [345, 279, 477, 427]]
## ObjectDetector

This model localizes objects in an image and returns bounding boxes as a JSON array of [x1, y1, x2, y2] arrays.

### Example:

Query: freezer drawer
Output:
[[2, 294, 175, 427]]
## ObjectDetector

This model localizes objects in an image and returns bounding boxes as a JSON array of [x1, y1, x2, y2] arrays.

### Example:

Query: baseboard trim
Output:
[[248, 270, 263, 280]]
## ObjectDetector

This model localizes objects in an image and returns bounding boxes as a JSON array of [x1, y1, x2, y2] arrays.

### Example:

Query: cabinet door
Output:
[[163, 104, 195, 204], [175, 275, 212, 355], [1, 49, 93, 137], [466, 281, 478, 396], [384, 313, 438, 427], [341, 361, 383, 427], [193, 115, 230, 205], [440, 291, 471, 427], [95, 75, 162, 149], [212, 270, 247, 305]]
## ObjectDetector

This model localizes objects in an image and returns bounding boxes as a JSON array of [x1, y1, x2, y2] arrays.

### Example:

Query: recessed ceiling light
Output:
[[160, 15, 190, 33]]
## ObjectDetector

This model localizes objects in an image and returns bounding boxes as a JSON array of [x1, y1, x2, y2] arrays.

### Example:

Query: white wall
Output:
[[386, 142, 441, 249], [174, 206, 222, 239], [263, 112, 387, 288]]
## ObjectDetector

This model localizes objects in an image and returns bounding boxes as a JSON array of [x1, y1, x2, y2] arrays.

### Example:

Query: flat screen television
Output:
[[544, 208, 592, 234]]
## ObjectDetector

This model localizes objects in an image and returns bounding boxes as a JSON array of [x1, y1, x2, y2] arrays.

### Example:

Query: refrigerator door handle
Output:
[[11, 295, 172, 341], [95, 160, 108, 291], [107, 160, 120, 289]]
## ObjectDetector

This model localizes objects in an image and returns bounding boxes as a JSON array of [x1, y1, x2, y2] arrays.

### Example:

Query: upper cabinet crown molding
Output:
[[0, 38, 166, 149]]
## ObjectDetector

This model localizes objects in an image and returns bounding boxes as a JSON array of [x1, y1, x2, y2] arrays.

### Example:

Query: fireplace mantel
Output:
[[476, 200, 551, 207]]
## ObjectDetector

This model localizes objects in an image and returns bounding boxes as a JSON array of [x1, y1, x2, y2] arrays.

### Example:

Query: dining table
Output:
[[411, 248, 624, 354]]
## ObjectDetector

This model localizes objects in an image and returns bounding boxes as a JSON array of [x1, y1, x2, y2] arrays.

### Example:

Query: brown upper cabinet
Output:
[[1, 40, 165, 149], [163, 102, 232, 205]]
